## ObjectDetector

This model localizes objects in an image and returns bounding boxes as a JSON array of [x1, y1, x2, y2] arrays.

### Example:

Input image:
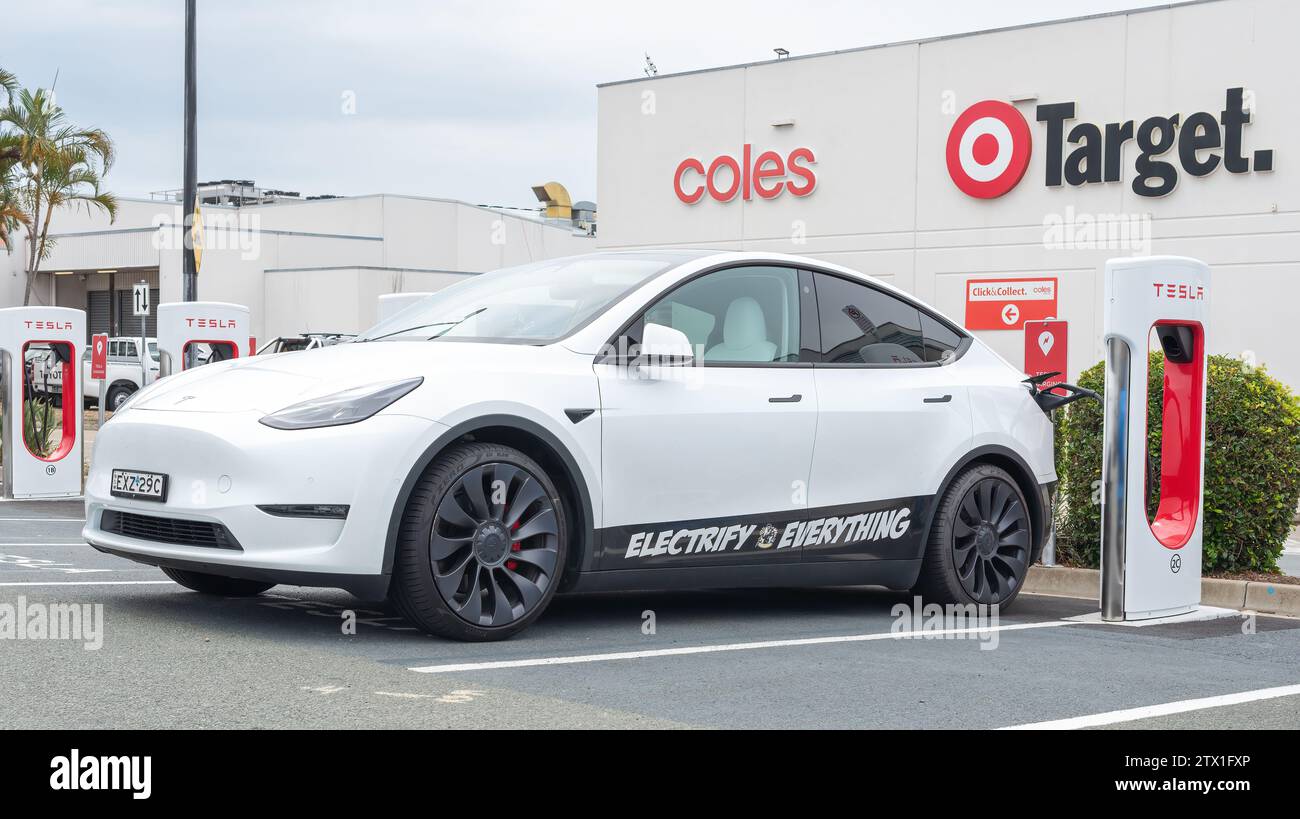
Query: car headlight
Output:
[[259, 377, 423, 430]]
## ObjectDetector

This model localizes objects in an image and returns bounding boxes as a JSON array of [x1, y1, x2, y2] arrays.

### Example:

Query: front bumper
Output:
[[83, 407, 447, 591]]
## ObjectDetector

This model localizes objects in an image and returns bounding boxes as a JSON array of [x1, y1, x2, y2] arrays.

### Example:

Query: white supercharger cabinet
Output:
[[156, 301, 251, 378], [1100, 256, 1210, 621], [377, 292, 433, 324], [0, 306, 86, 499]]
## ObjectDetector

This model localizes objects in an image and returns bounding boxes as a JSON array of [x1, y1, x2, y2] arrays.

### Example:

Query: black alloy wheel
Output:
[[429, 461, 561, 628], [951, 476, 1030, 604]]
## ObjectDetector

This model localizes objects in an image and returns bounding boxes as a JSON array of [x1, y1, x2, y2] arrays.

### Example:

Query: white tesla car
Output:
[[84, 251, 1060, 640]]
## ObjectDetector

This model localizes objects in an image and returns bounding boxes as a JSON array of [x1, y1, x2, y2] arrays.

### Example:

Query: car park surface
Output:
[[4, 500, 1299, 729]]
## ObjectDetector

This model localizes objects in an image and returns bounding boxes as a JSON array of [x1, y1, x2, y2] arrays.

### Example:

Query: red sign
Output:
[[674, 145, 817, 204], [1024, 319, 1068, 392], [90, 333, 108, 380], [946, 100, 1033, 199], [248, 336, 257, 356], [965, 277, 1058, 330]]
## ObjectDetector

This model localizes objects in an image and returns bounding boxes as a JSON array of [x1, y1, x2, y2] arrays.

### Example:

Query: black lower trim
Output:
[[566, 559, 922, 594], [88, 543, 391, 599], [100, 510, 241, 551]]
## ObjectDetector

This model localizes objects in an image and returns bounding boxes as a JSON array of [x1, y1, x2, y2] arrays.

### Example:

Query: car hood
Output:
[[130, 341, 534, 414]]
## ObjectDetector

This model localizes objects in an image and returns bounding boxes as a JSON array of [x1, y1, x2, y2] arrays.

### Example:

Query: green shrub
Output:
[[22, 398, 57, 459], [1055, 353, 1300, 573]]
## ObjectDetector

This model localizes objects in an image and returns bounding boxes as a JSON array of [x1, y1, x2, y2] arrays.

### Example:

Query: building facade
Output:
[[1, 193, 593, 342], [595, 0, 1300, 388]]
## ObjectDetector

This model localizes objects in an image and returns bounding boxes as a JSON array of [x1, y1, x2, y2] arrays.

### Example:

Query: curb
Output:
[[1024, 565, 1300, 618]]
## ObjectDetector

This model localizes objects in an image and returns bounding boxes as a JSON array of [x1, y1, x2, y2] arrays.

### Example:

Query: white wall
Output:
[[1, 192, 592, 340], [596, 0, 1300, 388]]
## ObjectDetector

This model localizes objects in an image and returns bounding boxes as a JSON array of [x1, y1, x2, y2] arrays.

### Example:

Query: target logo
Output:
[[946, 100, 1032, 199]]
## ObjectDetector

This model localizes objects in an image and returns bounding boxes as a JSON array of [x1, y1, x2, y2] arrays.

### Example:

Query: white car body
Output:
[[83, 251, 1056, 627]]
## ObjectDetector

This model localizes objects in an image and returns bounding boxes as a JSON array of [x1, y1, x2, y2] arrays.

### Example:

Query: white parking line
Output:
[[0, 518, 86, 522], [0, 580, 174, 587], [1000, 683, 1300, 729], [408, 619, 1082, 674], [0, 543, 89, 547]]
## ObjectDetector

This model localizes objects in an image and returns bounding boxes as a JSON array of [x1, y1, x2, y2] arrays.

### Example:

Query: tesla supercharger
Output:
[[156, 301, 251, 378], [1100, 256, 1209, 621], [0, 306, 85, 499]]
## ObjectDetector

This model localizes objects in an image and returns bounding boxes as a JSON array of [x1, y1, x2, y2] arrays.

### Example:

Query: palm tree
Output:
[[0, 68, 16, 103], [0, 68, 25, 251], [0, 86, 117, 305], [0, 132, 27, 252]]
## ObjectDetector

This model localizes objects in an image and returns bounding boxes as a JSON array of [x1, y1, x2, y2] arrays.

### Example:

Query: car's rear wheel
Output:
[[161, 566, 276, 596], [390, 442, 567, 641], [914, 463, 1032, 608]]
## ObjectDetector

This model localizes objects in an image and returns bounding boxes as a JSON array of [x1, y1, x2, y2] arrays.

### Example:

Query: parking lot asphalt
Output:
[[2, 500, 1298, 729]]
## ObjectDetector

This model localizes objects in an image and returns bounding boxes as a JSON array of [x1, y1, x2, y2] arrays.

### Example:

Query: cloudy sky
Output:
[[1, 0, 1169, 208]]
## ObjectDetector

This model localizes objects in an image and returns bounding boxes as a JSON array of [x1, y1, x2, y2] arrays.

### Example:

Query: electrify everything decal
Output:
[[621, 505, 913, 560]]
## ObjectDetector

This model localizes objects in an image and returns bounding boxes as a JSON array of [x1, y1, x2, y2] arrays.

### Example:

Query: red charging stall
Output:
[[0, 307, 86, 499]]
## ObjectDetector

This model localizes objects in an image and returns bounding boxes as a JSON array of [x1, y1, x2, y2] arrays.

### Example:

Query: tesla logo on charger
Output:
[[946, 100, 1033, 199], [674, 145, 817, 204], [184, 317, 238, 328], [22, 320, 74, 331], [948, 88, 1274, 199], [1152, 283, 1206, 301]]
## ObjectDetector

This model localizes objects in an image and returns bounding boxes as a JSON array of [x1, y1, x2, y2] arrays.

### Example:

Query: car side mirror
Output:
[[639, 323, 695, 367]]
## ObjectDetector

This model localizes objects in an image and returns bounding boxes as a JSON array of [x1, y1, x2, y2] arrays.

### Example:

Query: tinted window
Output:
[[814, 274, 924, 364], [919, 312, 964, 363], [642, 266, 800, 364]]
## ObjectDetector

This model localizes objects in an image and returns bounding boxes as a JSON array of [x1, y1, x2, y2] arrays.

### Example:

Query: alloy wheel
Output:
[[430, 462, 560, 627], [951, 477, 1029, 604]]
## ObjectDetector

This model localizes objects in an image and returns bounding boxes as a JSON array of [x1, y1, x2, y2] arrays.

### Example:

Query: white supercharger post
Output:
[[156, 301, 252, 378], [1100, 256, 1209, 621], [0, 306, 86, 499]]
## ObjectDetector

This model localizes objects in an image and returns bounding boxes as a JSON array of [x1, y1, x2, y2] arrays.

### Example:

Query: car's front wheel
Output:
[[914, 463, 1032, 608], [390, 442, 567, 641]]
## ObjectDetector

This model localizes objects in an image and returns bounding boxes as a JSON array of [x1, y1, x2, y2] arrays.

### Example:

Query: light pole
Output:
[[182, 0, 198, 303]]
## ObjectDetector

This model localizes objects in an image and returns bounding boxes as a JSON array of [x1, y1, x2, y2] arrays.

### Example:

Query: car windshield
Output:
[[356, 253, 684, 343]]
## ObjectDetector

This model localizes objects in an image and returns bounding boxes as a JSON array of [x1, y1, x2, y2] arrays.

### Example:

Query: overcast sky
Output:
[[1, 0, 1171, 208]]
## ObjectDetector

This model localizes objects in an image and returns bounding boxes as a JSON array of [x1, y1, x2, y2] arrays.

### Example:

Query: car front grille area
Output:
[[100, 510, 243, 551]]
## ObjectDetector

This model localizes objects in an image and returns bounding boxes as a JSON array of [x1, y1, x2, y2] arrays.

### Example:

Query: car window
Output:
[[813, 273, 925, 365], [357, 254, 682, 343], [640, 266, 800, 364], [919, 312, 964, 363]]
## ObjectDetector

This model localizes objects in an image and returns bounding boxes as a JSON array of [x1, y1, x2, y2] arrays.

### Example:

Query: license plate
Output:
[[110, 469, 169, 502]]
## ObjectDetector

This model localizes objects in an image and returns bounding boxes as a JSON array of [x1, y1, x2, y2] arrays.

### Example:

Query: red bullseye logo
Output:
[[946, 100, 1032, 199]]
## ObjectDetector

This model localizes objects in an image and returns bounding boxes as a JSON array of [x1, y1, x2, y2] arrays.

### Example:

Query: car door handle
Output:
[[923, 394, 953, 404], [768, 394, 802, 403]]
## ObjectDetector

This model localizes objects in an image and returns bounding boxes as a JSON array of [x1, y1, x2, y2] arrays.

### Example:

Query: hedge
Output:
[[1055, 353, 1300, 573]]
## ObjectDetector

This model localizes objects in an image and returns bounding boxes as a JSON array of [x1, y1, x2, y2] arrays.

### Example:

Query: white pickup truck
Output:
[[35, 337, 160, 410]]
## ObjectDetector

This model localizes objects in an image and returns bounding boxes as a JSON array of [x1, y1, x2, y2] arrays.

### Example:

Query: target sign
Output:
[[946, 100, 1032, 199]]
